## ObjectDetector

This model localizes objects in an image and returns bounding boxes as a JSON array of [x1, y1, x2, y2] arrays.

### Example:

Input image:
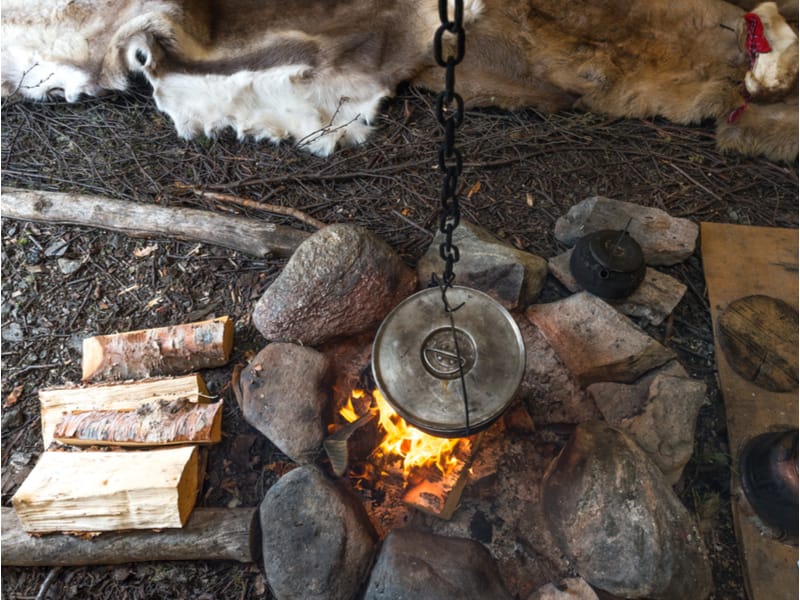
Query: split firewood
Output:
[[402, 434, 482, 520], [82, 316, 234, 382], [39, 374, 210, 448], [12, 446, 201, 534], [52, 398, 223, 448], [1, 507, 259, 566]]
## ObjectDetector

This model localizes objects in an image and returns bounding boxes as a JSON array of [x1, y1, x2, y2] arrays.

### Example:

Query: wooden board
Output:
[[700, 222, 798, 600]]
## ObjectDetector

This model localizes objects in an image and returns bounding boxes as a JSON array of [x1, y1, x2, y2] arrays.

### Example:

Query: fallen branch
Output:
[[0, 187, 310, 258], [1, 507, 259, 566], [176, 183, 326, 230]]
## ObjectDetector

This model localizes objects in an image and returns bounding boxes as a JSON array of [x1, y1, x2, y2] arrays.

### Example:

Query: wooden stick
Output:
[[82, 316, 233, 383], [52, 399, 223, 448], [176, 183, 326, 230], [40, 374, 210, 448], [0, 187, 309, 258], [12, 446, 201, 534], [1, 507, 260, 566]]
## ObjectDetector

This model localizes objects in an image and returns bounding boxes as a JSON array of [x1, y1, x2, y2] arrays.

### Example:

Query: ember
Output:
[[340, 389, 463, 478]]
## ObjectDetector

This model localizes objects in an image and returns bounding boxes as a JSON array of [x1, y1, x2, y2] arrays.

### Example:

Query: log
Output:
[[39, 374, 210, 448], [402, 434, 482, 520], [1, 507, 260, 566], [82, 316, 233, 382], [52, 398, 223, 448], [12, 446, 201, 533], [0, 187, 309, 258]]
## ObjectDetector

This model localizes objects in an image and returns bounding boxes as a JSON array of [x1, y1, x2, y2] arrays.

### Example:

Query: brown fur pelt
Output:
[[2, 0, 797, 160]]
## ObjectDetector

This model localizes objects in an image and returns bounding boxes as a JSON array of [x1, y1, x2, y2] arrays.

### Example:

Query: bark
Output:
[[39, 374, 210, 448], [82, 316, 233, 382], [52, 398, 223, 447]]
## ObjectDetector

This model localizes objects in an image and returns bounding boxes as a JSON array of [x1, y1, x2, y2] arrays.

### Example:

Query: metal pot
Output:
[[739, 429, 798, 542], [371, 286, 525, 438], [569, 229, 646, 299]]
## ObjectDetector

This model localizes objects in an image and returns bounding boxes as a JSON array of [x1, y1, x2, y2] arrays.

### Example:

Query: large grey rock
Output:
[[554, 197, 698, 266], [260, 465, 377, 600], [542, 421, 712, 600], [253, 224, 417, 345], [364, 528, 512, 600], [588, 361, 706, 484], [587, 360, 688, 423], [234, 343, 329, 463], [416, 220, 548, 309], [525, 292, 675, 386], [548, 248, 687, 326], [514, 315, 601, 425]]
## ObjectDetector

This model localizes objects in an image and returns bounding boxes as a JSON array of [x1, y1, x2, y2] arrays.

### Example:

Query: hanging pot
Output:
[[371, 286, 525, 438], [569, 229, 646, 299]]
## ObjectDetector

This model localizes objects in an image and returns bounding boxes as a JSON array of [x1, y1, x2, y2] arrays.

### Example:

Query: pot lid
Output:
[[587, 230, 644, 273], [372, 286, 525, 437]]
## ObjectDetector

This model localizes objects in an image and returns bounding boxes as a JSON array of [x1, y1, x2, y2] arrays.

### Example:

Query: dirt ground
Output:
[[1, 81, 797, 599]]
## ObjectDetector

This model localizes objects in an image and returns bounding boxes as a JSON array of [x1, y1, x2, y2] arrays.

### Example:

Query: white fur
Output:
[[149, 66, 388, 156], [745, 2, 798, 95]]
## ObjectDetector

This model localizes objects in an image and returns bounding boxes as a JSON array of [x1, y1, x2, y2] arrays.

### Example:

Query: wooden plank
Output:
[[1, 507, 259, 566], [82, 316, 234, 382], [700, 222, 798, 600], [39, 374, 210, 448], [52, 398, 223, 448], [11, 446, 201, 533]]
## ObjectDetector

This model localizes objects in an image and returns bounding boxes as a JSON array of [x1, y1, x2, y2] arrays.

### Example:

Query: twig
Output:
[[35, 566, 62, 600], [175, 183, 326, 230]]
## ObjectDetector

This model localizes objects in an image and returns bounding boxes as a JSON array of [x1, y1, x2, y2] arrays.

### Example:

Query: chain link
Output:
[[434, 0, 465, 287], [433, 0, 471, 435]]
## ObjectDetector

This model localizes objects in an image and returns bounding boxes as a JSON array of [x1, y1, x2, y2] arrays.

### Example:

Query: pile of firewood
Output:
[[11, 317, 233, 535]]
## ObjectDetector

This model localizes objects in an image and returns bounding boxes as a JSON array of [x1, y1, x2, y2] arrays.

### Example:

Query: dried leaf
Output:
[[5, 384, 24, 407], [133, 244, 158, 258], [467, 181, 482, 198], [525, 192, 535, 207]]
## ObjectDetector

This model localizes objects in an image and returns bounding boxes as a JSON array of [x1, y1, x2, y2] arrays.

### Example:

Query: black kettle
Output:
[[569, 229, 646, 299]]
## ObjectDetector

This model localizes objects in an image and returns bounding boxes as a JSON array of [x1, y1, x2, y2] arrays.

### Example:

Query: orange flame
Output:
[[340, 389, 461, 478]]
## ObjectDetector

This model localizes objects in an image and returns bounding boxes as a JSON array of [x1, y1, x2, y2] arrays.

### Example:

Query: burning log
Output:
[[12, 446, 201, 534], [52, 398, 223, 448], [335, 389, 484, 520], [39, 374, 210, 448], [82, 316, 234, 382], [402, 435, 482, 519], [1, 507, 259, 566]]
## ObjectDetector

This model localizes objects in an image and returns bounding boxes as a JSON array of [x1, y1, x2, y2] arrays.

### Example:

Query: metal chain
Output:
[[434, 0, 465, 287], [433, 0, 471, 435]]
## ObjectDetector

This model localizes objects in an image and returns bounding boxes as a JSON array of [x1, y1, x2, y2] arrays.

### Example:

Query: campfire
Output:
[[340, 389, 463, 478], [332, 388, 480, 521]]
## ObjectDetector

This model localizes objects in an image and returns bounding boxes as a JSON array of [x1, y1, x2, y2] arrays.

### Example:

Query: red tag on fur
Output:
[[744, 13, 772, 68], [727, 103, 748, 124]]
